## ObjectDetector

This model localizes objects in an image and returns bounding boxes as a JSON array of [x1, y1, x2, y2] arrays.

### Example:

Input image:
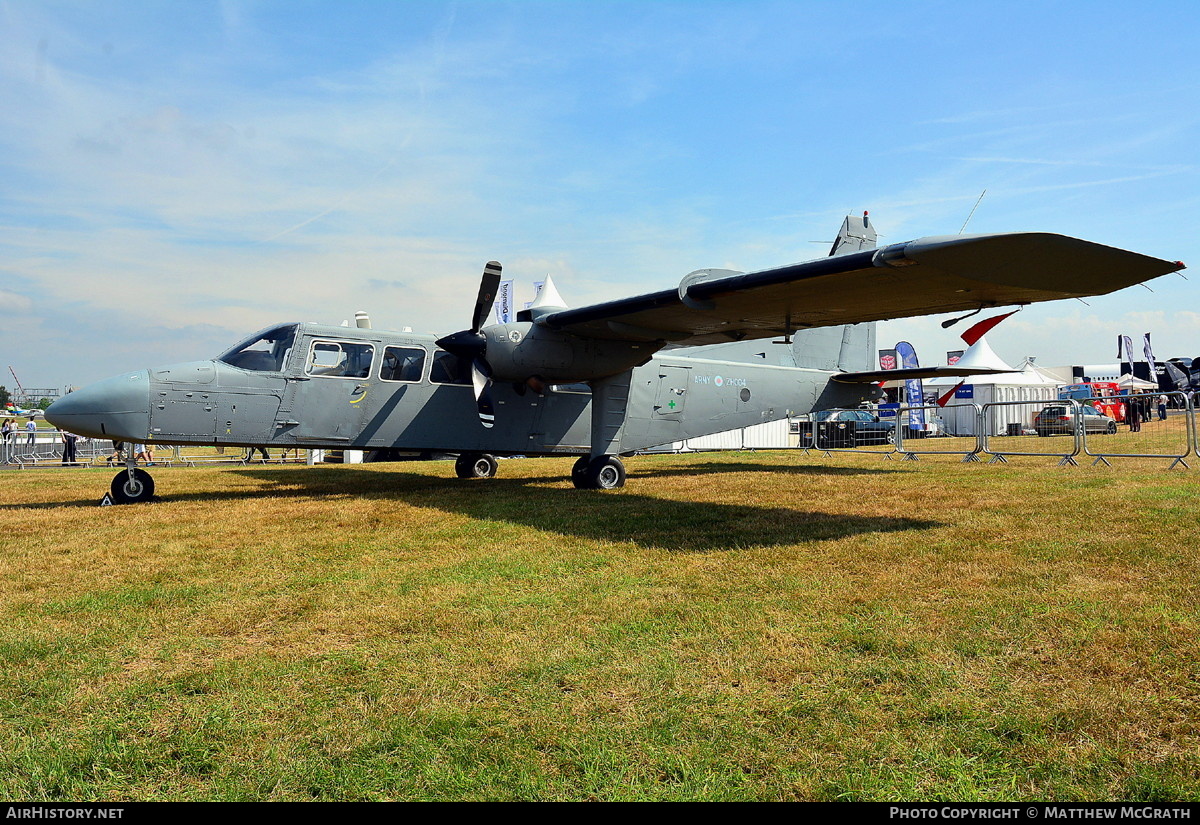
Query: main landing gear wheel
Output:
[[110, 468, 155, 504], [571, 455, 626, 490], [455, 453, 498, 479]]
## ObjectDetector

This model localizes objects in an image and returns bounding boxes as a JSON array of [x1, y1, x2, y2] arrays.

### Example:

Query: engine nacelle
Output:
[[481, 322, 656, 384]]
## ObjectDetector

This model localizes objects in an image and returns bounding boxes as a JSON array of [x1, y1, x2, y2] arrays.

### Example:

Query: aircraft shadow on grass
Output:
[[18, 462, 938, 552], [208, 462, 937, 552]]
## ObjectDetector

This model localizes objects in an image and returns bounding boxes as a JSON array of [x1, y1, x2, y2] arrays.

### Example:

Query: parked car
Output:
[[1033, 404, 1118, 437], [795, 409, 905, 448]]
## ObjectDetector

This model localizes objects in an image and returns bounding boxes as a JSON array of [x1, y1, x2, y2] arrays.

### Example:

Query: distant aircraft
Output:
[[4, 404, 43, 419], [47, 214, 1184, 503]]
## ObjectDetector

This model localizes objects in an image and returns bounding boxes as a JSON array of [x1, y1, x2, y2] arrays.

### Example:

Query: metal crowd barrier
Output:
[[1, 431, 308, 469], [979, 399, 1086, 465], [2, 430, 112, 467], [793, 412, 896, 457], [1080, 391, 1193, 469], [893, 403, 983, 461]]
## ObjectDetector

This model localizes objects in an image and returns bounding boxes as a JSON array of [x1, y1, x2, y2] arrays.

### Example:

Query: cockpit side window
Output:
[[218, 324, 297, 372], [306, 341, 375, 379], [380, 346, 426, 382]]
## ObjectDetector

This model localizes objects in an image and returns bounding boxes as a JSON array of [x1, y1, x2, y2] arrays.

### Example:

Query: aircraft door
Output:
[[654, 365, 690, 419], [290, 339, 376, 444]]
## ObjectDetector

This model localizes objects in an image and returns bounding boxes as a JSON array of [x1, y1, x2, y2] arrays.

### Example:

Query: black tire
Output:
[[573, 455, 626, 490], [884, 427, 896, 445], [571, 455, 591, 487], [1106, 422, 1117, 434], [110, 468, 155, 504], [454, 453, 498, 479]]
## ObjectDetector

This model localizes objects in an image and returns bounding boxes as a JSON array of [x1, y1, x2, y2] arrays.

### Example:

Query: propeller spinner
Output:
[[436, 261, 503, 428]]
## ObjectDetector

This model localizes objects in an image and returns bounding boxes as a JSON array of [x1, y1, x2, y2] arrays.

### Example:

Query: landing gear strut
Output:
[[571, 455, 626, 490]]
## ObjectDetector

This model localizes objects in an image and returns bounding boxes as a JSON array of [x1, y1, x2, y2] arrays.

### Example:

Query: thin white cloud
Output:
[[0, 289, 33, 314]]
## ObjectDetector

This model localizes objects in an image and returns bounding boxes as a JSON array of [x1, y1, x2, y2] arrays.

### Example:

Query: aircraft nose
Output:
[[45, 370, 151, 441]]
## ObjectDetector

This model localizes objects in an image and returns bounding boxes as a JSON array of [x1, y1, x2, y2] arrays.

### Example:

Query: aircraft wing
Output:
[[537, 233, 1183, 345]]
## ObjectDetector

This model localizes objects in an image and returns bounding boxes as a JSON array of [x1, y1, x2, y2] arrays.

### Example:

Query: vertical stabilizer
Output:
[[829, 212, 877, 257]]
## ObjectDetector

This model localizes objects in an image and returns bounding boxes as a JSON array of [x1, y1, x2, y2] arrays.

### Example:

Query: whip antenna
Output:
[[959, 190, 987, 234]]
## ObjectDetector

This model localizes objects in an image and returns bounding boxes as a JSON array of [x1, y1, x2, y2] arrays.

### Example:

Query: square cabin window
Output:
[[380, 346, 426, 382], [307, 341, 375, 379], [429, 351, 471, 385]]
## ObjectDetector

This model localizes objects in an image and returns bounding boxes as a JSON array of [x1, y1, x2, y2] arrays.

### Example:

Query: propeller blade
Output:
[[434, 261, 503, 429], [472, 261, 503, 334], [472, 358, 495, 428]]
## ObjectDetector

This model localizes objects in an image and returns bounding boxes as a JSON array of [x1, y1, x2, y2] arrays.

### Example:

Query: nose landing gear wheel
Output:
[[110, 468, 155, 504], [455, 453, 499, 478], [571, 455, 626, 490]]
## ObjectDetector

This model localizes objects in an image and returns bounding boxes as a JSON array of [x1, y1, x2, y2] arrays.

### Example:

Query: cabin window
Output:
[[429, 351, 471, 385], [306, 341, 375, 379], [218, 324, 297, 372], [380, 346, 426, 383]]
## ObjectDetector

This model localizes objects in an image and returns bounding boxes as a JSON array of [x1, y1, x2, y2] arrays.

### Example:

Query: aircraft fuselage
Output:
[[48, 321, 874, 456]]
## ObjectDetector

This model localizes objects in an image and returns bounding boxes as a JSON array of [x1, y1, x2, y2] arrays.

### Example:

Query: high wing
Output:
[[536, 233, 1183, 345]]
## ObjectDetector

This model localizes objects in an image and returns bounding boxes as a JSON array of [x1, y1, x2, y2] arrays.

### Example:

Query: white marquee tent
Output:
[[927, 337, 1064, 436]]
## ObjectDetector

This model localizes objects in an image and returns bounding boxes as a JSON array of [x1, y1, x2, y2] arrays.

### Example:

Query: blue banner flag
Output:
[[895, 341, 926, 431]]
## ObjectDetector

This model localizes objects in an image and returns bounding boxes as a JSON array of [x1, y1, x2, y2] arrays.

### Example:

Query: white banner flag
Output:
[[495, 280, 515, 323]]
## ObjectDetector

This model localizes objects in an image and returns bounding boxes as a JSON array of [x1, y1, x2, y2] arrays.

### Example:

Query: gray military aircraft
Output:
[[47, 214, 1183, 502]]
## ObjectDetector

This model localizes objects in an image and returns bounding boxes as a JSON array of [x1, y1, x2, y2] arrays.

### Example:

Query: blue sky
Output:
[[2, 0, 1197, 390]]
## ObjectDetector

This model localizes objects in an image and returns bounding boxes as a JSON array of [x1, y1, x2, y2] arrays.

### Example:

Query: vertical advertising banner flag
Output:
[[895, 341, 926, 432], [1144, 333, 1161, 390], [495, 280, 515, 323], [1143, 333, 1157, 368], [1121, 335, 1134, 375]]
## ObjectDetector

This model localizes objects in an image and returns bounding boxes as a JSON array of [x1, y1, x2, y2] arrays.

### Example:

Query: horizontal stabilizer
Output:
[[832, 366, 1013, 384]]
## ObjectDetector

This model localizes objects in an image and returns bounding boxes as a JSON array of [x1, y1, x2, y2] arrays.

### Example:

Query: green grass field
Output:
[[1, 450, 1197, 801]]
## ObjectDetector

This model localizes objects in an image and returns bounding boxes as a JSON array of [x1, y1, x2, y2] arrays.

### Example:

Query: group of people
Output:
[[107, 440, 155, 466], [1, 417, 39, 445], [1122, 394, 1171, 433]]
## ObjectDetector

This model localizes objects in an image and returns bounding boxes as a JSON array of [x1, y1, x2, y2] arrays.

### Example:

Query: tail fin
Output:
[[829, 212, 877, 256]]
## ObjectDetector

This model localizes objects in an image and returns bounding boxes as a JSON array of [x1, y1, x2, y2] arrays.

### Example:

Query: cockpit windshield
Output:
[[218, 324, 297, 372]]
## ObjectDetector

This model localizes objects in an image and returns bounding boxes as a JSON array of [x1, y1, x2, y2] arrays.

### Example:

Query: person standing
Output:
[[61, 430, 78, 466], [25, 418, 36, 445], [1126, 398, 1142, 433], [1158, 394, 1168, 421]]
